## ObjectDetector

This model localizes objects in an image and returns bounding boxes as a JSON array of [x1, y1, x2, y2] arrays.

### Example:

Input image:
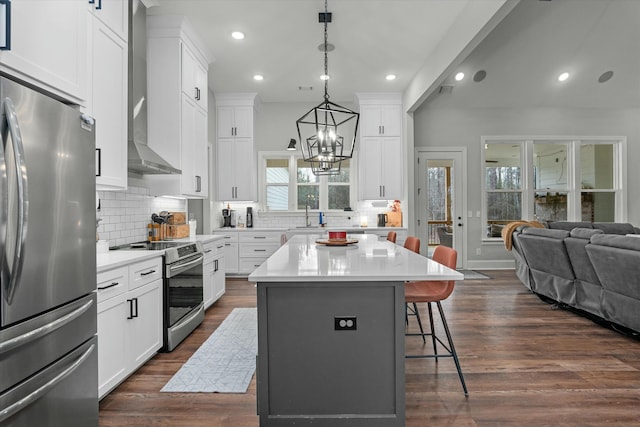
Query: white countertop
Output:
[[248, 233, 463, 283], [212, 226, 406, 233], [96, 234, 224, 272]]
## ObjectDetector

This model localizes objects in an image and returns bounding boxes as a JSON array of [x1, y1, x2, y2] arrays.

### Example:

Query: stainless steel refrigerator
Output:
[[0, 76, 98, 426]]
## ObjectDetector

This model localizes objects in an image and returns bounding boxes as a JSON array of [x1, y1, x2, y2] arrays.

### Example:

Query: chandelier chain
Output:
[[323, 0, 329, 101]]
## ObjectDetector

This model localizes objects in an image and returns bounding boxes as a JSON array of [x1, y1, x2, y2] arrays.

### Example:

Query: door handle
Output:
[[0, 343, 96, 423], [127, 299, 136, 319], [2, 97, 28, 305], [0, 299, 94, 354], [1, 0, 11, 50]]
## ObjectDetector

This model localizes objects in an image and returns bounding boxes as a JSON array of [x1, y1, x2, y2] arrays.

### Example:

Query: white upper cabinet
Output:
[[145, 15, 213, 198], [0, 0, 88, 105], [90, 0, 128, 42], [181, 43, 208, 111], [215, 93, 258, 202], [217, 105, 254, 138], [360, 104, 402, 137], [88, 0, 128, 190], [217, 136, 255, 201], [356, 93, 404, 200], [359, 136, 403, 200]]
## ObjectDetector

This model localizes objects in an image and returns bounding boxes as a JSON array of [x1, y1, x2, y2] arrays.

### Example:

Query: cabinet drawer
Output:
[[213, 232, 239, 243], [239, 257, 268, 272], [239, 243, 280, 258], [203, 240, 226, 260], [97, 266, 129, 303], [129, 257, 163, 291], [239, 232, 282, 244]]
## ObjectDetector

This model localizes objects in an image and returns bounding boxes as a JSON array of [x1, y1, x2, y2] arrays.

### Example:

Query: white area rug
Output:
[[161, 307, 257, 393]]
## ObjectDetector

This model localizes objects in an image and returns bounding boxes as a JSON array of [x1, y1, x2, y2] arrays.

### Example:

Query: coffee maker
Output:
[[222, 208, 232, 227]]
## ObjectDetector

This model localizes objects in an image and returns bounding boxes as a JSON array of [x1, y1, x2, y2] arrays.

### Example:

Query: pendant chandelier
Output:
[[296, 0, 359, 176]]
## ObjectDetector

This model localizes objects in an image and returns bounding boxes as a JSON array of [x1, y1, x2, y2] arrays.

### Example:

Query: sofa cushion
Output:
[[590, 234, 640, 251], [570, 228, 604, 239], [593, 222, 637, 235], [522, 227, 570, 239], [545, 221, 593, 231]]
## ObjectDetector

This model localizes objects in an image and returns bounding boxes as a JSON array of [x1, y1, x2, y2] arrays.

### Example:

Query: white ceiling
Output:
[[147, 0, 639, 109], [423, 0, 640, 109], [147, 0, 474, 103]]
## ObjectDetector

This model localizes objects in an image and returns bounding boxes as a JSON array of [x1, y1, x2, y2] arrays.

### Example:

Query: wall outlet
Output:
[[334, 316, 357, 331], [476, 248, 482, 255]]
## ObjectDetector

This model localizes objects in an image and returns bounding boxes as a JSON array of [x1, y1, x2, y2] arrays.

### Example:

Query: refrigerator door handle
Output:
[[0, 299, 94, 355], [2, 97, 28, 305], [0, 343, 96, 423]]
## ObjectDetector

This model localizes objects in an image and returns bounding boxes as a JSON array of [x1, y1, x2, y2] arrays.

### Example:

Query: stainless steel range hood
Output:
[[127, 0, 180, 175]]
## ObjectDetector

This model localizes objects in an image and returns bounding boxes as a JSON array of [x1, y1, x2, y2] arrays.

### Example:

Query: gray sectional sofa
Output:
[[509, 222, 640, 334]]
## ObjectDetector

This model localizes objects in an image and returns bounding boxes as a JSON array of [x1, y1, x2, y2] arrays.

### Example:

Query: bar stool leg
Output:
[[412, 303, 426, 343], [436, 301, 468, 397], [427, 302, 438, 362]]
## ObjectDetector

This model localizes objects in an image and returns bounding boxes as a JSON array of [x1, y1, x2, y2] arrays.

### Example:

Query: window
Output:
[[533, 142, 569, 221], [265, 158, 290, 211], [485, 143, 522, 234], [482, 137, 625, 239], [259, 152, 353, 211]]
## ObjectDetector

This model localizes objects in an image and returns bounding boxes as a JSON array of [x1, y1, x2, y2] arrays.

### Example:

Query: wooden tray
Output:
[[315, 238, 359, 246]]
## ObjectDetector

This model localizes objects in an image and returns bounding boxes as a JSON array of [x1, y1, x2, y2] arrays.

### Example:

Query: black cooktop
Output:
[[110, 241, 183, 251]]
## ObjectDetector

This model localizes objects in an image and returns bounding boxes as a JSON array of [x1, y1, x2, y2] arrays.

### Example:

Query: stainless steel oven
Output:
[[163, 242, 205, 351]]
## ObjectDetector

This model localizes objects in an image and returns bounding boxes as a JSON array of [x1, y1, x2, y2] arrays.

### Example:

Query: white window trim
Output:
[[481, 136, 627, 241], [258, 151, 357, 212]]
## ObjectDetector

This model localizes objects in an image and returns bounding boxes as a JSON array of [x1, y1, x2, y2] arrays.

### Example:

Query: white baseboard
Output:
[[465, 259, 515, 270]]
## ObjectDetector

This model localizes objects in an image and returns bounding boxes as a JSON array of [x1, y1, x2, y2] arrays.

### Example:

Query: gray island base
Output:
[[249, 234, 463, 426]]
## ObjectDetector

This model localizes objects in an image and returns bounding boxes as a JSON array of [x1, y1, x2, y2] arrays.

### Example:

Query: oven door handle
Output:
[[168, 254, 204, 277]]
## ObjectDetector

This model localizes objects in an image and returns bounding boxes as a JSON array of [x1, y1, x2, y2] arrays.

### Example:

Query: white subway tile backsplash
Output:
[[97, 185, 187, 247]]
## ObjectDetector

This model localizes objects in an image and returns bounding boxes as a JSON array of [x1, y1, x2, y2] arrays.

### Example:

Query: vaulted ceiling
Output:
[[148, 0, 639, 109], [422, 0, 640, 110]]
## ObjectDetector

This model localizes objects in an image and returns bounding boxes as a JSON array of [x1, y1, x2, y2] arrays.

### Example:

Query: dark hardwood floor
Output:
[[99, 271, 640, 426]]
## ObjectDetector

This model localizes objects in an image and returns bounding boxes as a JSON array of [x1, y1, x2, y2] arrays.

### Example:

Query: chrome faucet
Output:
[[305, 194, 315, 227]]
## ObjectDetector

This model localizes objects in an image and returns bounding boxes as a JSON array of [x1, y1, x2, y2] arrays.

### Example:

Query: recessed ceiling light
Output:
[[253, 74, 264, 81], [320, 74, 330, 81], [558, 72, 570, 82], [385, 74, 396, 81], [231, 31, 245, 40], [455, 72, 465, 81]]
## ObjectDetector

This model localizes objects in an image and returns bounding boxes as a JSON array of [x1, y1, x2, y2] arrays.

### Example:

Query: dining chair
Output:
[[386, 231, 397, 243], [403, 236, 420, 254], [404, 245, 468, 396]]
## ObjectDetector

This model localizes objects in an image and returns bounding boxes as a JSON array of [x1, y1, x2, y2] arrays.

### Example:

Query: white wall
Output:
[[413, 105, 640, 266]]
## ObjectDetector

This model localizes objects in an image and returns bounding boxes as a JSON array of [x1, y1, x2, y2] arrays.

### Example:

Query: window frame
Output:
[[481, 136, 627, 241], [258, 151, 356, 212]]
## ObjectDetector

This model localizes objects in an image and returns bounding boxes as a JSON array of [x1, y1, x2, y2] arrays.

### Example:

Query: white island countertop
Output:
[[248, 233, 463, 283]]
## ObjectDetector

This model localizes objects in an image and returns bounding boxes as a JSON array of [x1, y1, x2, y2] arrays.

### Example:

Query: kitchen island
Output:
[[248, 234, 463, 426]]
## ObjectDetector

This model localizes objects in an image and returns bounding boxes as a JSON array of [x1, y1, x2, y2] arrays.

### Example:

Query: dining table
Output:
[[248, 233, 463, 426]]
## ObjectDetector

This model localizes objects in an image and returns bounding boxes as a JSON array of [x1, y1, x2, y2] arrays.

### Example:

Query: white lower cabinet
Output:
[[203, 240, 226, 309], [238, 231, 281, 274], [213, 231, 239, 274], [97, 256, 163, 399], [212, 230, 283, 275]]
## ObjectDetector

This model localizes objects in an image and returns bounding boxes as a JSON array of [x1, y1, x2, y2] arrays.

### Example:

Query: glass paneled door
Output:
[[416, 150, 464, 268]]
